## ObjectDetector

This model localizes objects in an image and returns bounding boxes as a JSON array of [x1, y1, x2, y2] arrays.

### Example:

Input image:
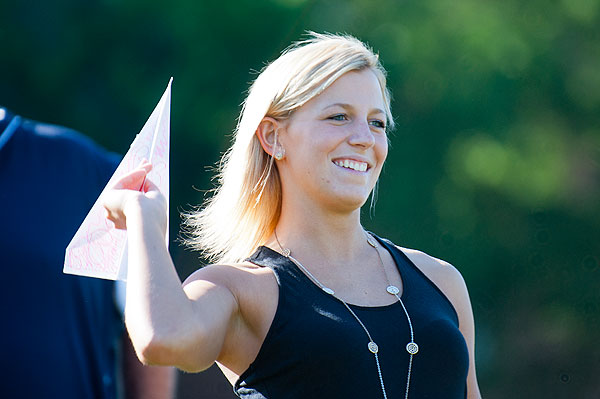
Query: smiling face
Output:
[[277, 69, 389, 213]]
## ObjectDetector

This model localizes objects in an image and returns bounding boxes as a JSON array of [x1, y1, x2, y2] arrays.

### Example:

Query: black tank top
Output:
[[235, 235, 469, 398]]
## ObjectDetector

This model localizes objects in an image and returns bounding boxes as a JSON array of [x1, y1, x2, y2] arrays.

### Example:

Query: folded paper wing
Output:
[[64, 79, 171, 280]]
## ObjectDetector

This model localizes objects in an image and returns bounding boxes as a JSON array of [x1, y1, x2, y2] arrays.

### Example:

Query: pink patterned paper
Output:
[[64, 79, 172, 281]]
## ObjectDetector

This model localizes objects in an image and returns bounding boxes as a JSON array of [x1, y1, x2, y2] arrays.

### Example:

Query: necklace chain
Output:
[[274, 231, 418, 399]]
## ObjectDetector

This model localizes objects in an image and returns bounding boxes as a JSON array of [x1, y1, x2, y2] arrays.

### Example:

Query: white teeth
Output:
[[334, 159, 368, 172]]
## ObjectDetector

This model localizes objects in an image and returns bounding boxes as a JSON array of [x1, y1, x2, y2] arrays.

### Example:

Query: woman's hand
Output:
[[103, 161, 167, 233]]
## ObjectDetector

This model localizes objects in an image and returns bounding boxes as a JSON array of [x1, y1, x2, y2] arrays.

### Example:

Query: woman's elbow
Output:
[[131, 328, 216, 372]]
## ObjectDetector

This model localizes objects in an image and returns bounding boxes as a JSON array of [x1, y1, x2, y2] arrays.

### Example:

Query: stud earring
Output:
[[274, 147, 285, 161]]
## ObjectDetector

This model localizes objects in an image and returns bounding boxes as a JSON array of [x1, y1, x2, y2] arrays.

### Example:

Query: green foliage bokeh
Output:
[[2, 0, 599, 397]]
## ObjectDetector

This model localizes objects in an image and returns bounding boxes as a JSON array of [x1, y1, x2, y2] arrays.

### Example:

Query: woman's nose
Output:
[[348, 119, 375, 148]]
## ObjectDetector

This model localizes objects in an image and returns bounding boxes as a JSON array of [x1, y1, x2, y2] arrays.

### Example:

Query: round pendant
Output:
[[323, 287, 335, 295], [368, 341, 379, 354], [282, 248, 291, 257], [386, 285, 400, 295], [406, 342, 419, 355]]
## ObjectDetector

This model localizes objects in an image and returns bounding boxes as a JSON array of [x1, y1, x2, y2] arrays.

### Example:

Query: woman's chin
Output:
[[324, 192, 371, 214]]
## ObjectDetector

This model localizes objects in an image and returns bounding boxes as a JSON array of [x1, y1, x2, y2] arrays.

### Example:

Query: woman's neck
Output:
[[270, 198, 370, 268]]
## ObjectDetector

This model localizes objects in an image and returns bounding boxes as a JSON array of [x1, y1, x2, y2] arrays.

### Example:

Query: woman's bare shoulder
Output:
[[183, 261, 273, 287], [183, 261, 278, 311], [399, 246, 457, 273], [182, 262, 277, 312], [396, 246, 470, 307]]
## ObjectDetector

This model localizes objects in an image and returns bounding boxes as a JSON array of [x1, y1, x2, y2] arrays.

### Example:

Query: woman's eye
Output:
[[370, 119, 386, 129], [329, 114, 347, 121]]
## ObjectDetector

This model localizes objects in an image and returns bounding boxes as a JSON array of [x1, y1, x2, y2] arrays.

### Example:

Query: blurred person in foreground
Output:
[[103, 33, 482, 398], [0, 106, 175, 399]]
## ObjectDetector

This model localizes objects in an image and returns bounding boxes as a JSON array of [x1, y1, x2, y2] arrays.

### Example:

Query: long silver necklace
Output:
[[274, 231, 419, 399]]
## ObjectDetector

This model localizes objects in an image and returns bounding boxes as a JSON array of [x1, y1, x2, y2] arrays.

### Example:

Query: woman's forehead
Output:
[[304, 70, 387, 112]]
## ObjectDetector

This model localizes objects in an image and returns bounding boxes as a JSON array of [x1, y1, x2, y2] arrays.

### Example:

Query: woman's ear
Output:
[[256, 117, 285, 159]]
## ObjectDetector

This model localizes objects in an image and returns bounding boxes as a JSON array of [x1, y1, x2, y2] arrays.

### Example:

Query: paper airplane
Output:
[[64, 79, 172, 280]]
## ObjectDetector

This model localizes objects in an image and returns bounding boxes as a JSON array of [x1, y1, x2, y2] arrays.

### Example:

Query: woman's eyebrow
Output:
[[322, 102, 351, 111], [322, 103, 385, 115]]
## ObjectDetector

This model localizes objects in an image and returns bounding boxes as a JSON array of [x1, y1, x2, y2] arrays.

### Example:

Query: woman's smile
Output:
[[332, 158, 371, 173]]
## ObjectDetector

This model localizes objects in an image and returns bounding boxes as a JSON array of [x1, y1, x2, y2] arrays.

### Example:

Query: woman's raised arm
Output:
[[103, 162, 239, 372]]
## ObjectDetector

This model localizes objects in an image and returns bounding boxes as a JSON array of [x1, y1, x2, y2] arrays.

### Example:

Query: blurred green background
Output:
[[1, 0, 599, 397]]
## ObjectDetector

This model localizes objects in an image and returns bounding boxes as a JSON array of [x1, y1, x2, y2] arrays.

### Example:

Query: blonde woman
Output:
[[104, 33, 482, 398]]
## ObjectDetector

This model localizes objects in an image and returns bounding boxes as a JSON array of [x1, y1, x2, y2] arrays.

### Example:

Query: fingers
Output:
[[113, 161, 153, 191], [103, 161, 159, 230]]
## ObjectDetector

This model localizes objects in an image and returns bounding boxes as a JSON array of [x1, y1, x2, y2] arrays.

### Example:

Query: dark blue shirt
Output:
[[0, 108, 124, 398], [237, 235, 469, 398]]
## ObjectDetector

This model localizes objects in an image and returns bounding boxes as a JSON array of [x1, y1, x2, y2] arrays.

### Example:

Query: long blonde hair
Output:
[[183, 32, 394, 264]]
